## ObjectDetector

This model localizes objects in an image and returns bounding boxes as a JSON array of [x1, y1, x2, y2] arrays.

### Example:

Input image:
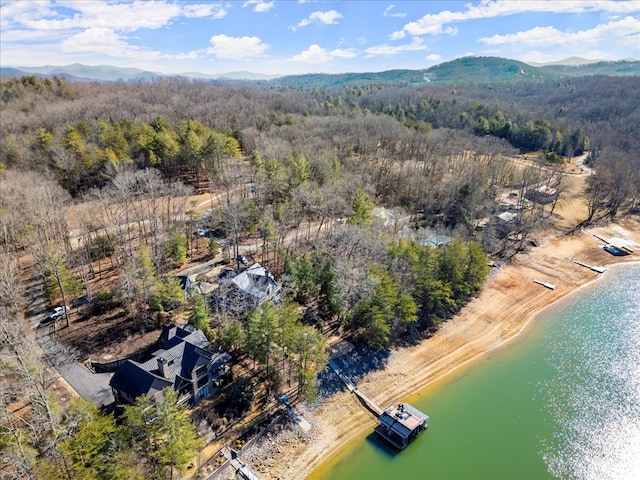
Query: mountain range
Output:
[[1, 57, 638, 88]]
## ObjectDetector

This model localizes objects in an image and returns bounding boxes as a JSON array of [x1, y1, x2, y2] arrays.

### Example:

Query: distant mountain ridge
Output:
[[538, 60, 640, 77], [13, 63, 161, 82], [1, 56, 638, 87], [269, 57, 639, 88], [526, 57, 603, 66]]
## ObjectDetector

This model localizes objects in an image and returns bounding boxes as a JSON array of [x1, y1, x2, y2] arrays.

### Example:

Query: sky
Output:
[[1, 0, 639, 76]]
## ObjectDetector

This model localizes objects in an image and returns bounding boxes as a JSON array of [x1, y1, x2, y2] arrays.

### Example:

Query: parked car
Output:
[[237, 255, 249, 265], [48, 306, 68, 320], [71, 295, 90, 308]]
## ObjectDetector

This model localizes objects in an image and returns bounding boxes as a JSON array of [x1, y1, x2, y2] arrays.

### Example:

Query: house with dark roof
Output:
[[525, 184, 558, 204], [212, 263, 281, 314], [109, 325, 231, 405]]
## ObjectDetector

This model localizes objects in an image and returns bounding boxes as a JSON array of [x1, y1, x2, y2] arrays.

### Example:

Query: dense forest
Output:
[[1, 72, 639, 478]]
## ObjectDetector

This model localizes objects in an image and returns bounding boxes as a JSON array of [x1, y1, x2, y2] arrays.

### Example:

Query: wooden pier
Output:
[[222, 447, 261, 480], [533, 279, 556, 290], [353, 388, 384, 417], [328, 360, 383, 416], [571, 259, 607, 273]]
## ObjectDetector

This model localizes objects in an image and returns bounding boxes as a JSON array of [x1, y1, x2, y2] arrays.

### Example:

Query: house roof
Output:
[[110, 326, 230, 402], [158, 324, 209, 349], [497, 211, 518, 223], [109, 360, 172, 400], [230, 263, 277, 301], [536, 184, 557, 196]]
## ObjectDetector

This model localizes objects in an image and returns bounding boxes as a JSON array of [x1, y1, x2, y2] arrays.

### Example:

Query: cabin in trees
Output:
[[495, 211, 519, 238], [525, 184, 558, 204], [176, 272, 216, 300], [211, 262, 281, 314], [375, 403, 429, 449], [109, 325, 231, 405]]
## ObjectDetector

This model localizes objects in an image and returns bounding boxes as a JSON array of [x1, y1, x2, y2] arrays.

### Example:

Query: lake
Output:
[[310, 263, 640, 480]]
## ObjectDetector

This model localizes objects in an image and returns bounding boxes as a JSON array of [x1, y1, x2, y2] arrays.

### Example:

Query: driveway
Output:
[[58, 362, 114, 407], [34, 315, 114, 407]]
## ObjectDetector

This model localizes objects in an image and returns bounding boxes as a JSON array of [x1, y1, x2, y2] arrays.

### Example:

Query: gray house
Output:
[[212, 263, 281, 314], [109, 325, 230, 405]]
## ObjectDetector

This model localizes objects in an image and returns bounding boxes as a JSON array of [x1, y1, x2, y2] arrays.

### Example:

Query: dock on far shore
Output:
[[571, 259, 607, 274], [592, 233, 635, 254], [533, 279, 556, 290]]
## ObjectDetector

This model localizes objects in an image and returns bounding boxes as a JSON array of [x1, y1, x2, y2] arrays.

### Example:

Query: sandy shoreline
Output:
[[239, 219, 640, 480]]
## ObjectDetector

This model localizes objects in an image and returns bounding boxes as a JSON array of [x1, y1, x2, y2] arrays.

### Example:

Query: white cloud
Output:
[[0, 1, 57, 28], [174, 51, 199, 60], [1, 1, 230, 65], [365, 37, 428, 57], [480, 16, 640, 49], [28, 1, 182, 31], [384, 5, 407, 18], [2, 1, 226, 31], [293, 44, 357, 64], [207, 34, 269, 59], [426, 53, 441, 61], [395, 0, 640, 37], [331, 48, 358, 59], [0, 28, 66, 43], [243, 1, 275, 13], [294, 9, 343, 30], [183, 3, 228, 19], [60, 27, 158, 60], [293, 45, 329, 63]]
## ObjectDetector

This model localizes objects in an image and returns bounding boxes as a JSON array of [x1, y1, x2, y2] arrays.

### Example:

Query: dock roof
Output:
[[380, 403, 428, 432]]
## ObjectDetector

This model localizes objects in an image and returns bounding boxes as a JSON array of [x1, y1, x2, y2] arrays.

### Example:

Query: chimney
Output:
[[157, 356, 170, 378]]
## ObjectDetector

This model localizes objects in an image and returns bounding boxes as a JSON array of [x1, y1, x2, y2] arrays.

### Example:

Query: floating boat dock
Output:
[[375, 403, 429, 450], [593, 234, 635, 254], [328, 359, 428, 449]]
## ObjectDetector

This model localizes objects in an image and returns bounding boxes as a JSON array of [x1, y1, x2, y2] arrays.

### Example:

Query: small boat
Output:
[[603, 245, 628, 256]]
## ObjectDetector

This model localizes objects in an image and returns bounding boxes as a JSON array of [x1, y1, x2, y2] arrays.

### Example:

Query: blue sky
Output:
[[1, 1, 639, 76]]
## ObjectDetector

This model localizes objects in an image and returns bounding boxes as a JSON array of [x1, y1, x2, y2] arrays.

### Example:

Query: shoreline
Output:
[[240, 220, 640, 480]]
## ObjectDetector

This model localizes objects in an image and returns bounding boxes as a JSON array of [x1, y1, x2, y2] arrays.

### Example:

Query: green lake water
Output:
[[311, 263, 640, 480]]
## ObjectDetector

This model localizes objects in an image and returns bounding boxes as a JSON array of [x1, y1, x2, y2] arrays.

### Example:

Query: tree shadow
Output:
[[317, 345, 391, 399]]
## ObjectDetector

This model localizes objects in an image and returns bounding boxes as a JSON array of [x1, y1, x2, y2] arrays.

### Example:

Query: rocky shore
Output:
[[236, 220, 640, 480]]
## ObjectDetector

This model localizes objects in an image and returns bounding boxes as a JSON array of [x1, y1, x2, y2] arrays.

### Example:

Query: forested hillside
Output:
[[1, 73, 639, 478]]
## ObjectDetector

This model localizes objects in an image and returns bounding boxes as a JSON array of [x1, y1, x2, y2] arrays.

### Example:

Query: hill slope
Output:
[[539, 60, 640, 77], [2, 56, 638, 87]]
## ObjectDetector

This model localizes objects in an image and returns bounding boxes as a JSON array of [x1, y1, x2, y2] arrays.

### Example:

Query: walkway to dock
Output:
[[571, 259, 607, 273], [328, 360, 383, 417], [533, 279, 555, 290], [222, 447, 261, 480]]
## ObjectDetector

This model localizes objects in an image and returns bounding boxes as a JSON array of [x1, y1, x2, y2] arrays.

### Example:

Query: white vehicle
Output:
[[48, 306, 68, 320]]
